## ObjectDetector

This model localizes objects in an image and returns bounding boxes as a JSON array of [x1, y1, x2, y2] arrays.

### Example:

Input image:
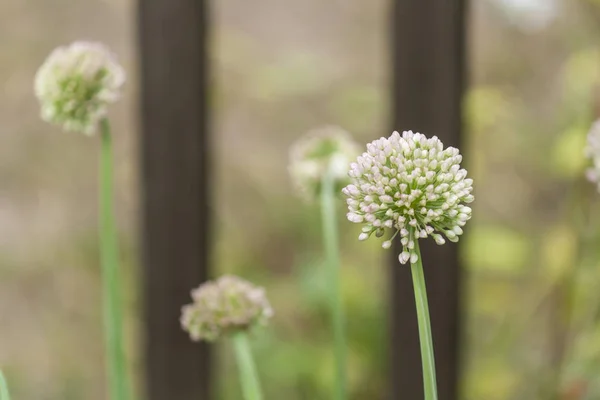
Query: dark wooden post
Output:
[[390, 1, 467, 399], [138, 0, 211, 398]]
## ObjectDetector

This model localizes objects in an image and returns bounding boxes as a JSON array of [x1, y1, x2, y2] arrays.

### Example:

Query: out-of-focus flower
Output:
[[289, 126, 359, 201], [585, 119, 600, 191], [342, 130, 474, 264], [34, 41, 125, 135], [181, 275, 273, 342]]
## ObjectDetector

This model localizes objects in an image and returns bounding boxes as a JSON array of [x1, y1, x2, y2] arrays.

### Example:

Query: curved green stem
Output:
[[100, 118, 130, 400], [321, 171, 347, 400], [410, 241, 438, 400], [0, 370, 11, 400], [232, 332, 263, 400]]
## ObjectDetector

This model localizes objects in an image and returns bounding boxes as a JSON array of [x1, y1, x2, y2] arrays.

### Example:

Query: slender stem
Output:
[[320, 171, 347, 400], [231, 332, 263, 400], [100, 118, 130, 400], [0, 370, 11, 400], [410, 240, 438, 400]]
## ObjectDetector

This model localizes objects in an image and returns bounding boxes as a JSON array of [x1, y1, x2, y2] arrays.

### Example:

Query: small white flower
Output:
[[586, 120, 600, 191], [289, 126, 359, 201], [34, 41, 125, 135], [343, 130, 474, 264], [180, 275, 273, 342]]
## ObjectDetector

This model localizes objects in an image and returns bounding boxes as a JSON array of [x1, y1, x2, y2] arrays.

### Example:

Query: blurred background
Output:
[[2, 0, 600, 399]]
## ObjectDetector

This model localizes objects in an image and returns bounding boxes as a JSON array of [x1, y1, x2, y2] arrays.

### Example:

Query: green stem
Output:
[[231, 332, 263, 400], [100, 118, 130, 400], [410, 241, 438, 400], [320, 171, 347, 400], [0, 370, 11, 400]]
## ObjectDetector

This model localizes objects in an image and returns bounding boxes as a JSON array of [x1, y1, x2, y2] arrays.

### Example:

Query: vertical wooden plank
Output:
[[137, 0, 211, 398], [390, 1, 467, 399]]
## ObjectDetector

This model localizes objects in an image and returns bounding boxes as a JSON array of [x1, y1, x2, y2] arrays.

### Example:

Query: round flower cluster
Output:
[[180, 275, 273, 342], [342, 130, 474, 264], [585, 119, 600, 192], [34, 41, 125, 135], [289, 126, 359, 201]]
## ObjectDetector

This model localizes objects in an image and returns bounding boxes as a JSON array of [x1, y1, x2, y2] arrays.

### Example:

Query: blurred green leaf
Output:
[[540, 224, 577, 279], [551, 125, 588, 178], [466, 87, 514, 134], [561, 49, 600, 118], [465, 226, 530, 272]]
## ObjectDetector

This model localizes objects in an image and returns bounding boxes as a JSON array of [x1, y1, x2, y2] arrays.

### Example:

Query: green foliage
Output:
[[0, 371, 10, 400]]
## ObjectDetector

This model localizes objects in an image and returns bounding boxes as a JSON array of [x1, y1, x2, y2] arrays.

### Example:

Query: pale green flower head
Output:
[[585, 119, 600, 191], [289, 126, 360, 201], [343, 130, 474, 264], [181, 275, 273, 342], [34, 41, 125, 135]]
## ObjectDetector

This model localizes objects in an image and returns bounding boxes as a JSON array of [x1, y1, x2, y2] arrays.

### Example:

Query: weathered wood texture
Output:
[[390, 1, 467, 399], [138, 0, 211, 398]]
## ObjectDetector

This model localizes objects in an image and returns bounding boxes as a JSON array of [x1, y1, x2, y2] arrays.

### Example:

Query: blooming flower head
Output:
[[342, 130, 474, 264], [289, 126, 359, 200], [181, 275, 273, 342], [585, 119, 600, 191], [34, 41, 125, 135]]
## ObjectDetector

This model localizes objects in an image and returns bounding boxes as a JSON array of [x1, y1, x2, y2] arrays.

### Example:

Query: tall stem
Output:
[[320, 171, 347, 400], [410, 241, 438, 400], [100, 118, 130, 400], [231, 332, 263, 400], [0, 370, 10, 400]]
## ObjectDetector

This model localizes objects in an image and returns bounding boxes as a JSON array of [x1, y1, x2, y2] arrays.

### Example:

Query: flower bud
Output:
[[35, 41, 125, 135], [180, 275, 273, 342], [289, 126, 359, 201]]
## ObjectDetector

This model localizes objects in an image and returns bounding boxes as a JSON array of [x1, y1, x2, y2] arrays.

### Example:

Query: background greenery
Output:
[[2, 0, 600, 399]]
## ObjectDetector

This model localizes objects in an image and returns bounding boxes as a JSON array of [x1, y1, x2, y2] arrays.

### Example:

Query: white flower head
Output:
[[342, 130, 474, 264], [34, 41, 125, 135], [585, 119, 600, 190], [180, 275, 273, 342], [289, 126, 360, 201]]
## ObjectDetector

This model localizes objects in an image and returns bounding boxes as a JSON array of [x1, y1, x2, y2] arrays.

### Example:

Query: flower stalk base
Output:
[[410, 241, 438, 400], [100, 119, 130, 400], [232, 332, 264, 400], [321, 170, 347, 400]]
